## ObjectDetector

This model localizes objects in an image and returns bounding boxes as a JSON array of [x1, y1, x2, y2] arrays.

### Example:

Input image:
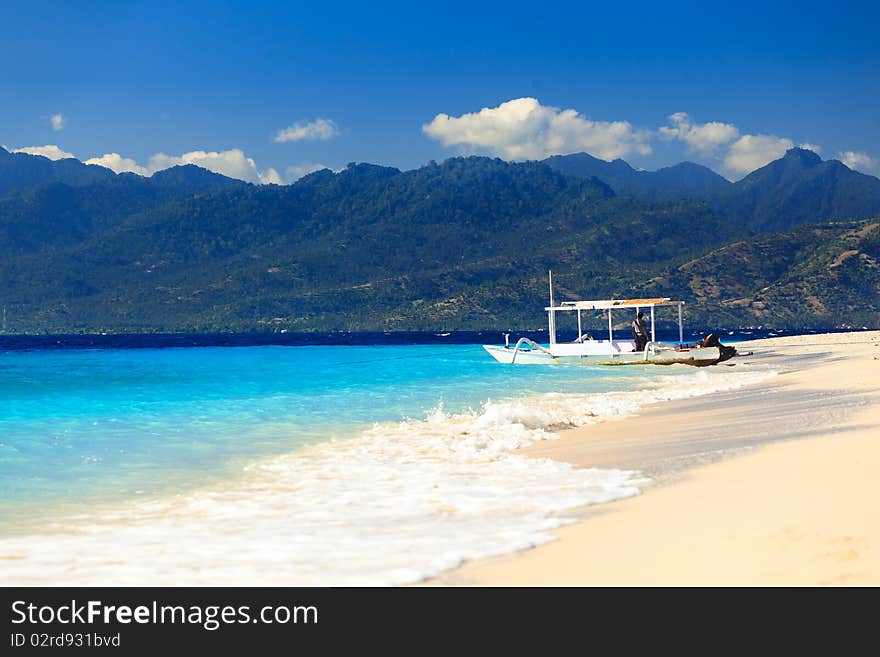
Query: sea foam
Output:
[[0, 367, 775, 585]]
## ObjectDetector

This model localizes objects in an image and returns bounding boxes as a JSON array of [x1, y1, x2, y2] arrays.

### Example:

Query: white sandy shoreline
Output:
[[431, 331, 880, 586]]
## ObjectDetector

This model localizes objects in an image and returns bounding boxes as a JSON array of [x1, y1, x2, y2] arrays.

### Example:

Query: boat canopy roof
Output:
[[545, 297, 683, 312]]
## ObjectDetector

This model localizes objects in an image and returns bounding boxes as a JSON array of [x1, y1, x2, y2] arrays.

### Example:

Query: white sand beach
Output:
[[434, 331, 880, 585]]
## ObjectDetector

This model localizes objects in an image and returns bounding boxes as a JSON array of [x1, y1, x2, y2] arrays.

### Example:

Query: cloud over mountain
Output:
[[423, 97, 652, 161], [12, 144, 76, 160], [147, 149, 280, 184], [837, 150, 876, 174], [84, 153, 148, 175], [659, 112, 799, 177], [423, 101, 839, 179], [723, 134, 795, 176], [659, 112, 739, 153], [14, 144, 281, 184]]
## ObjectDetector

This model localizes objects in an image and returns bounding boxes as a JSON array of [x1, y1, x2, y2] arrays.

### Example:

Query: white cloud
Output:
[[274, 118, 340, 143], [12, 144, 75, 160], [657, 113, 824, 177], [147, 149, 279, 184], [658, 112, 739, 153], [12, 144, 280, 184], [723, 134, 794, 176], [422, 97, 652, 161], [799, 142, 822, 154], [50, 113, 65, 131], [837, 150, 876, 173], [259, 167, 282, 185], [285, 162, 331, 182], [84, 152, 148, 175]]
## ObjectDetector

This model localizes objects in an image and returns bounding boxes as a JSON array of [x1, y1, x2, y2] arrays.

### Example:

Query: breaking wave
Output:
[[0, 367, 775, 585]]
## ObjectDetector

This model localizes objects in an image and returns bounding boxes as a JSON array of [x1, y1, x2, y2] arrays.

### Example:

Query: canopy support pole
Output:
[[577, 309, 582, 340], [608, 310, 614, 357], [678, 303, 684, 347], [548, 271, 556, 346], [650, 306, 655, 343]]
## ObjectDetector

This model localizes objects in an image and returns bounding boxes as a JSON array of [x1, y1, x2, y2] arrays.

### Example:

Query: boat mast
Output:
[[548, 270, 556, 346]]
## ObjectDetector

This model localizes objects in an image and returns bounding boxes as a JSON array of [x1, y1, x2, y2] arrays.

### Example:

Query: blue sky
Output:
[[2, 0, 878, 182]]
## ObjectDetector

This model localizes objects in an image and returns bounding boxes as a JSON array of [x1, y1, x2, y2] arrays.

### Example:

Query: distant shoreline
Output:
[[0, 327, 873, 350]]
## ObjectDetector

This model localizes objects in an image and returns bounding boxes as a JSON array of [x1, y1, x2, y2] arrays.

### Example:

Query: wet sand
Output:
[[434, 331, 880, 585]]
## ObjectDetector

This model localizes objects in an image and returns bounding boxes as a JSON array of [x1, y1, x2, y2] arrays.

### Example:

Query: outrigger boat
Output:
[[484, 272, 735, 366]]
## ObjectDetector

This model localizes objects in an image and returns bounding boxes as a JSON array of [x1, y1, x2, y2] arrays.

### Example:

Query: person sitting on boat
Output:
[[631, 311, 649, 351]]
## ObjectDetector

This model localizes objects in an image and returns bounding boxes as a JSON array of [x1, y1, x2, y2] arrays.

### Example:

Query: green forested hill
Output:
[[0, 147, 115, 196], [0, 151, 878, 332], [663, 218, 880, 327], [0, 157, 735, 331], [0, 165, 246, 255]]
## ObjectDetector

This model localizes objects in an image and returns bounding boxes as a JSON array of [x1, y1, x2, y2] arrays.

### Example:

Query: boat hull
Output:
[[483, 344, 722, 366], [483, 344, 556, 364]]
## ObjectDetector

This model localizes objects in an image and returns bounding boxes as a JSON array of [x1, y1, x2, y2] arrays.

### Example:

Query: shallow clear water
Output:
[[0, 340, 778, 584], [0, 344, 653, 520]]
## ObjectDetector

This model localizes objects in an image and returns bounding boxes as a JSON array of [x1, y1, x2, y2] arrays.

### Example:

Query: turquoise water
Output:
[[0, 340, 783, 584], [0, 344, 655, 525]]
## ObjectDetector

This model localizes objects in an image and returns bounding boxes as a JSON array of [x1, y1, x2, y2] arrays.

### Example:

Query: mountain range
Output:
[[0, 145, 878, 332], [0, 146, 114, 196], [544, 147, 880, 231], [543, 152, 732, 201]]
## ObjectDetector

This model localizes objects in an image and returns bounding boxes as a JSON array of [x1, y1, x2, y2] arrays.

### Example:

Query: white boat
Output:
[[483, 272, 732, 367]]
